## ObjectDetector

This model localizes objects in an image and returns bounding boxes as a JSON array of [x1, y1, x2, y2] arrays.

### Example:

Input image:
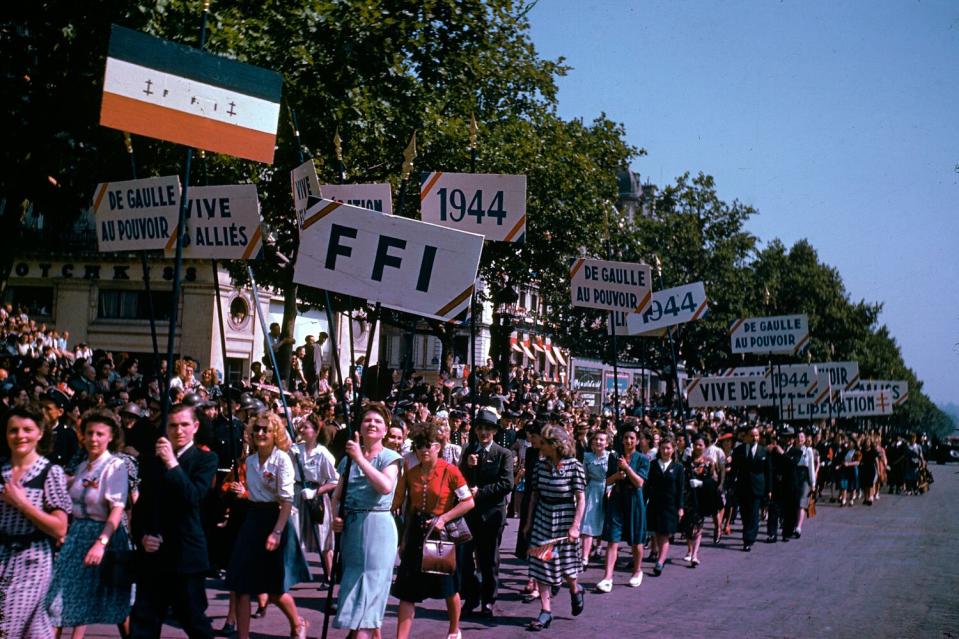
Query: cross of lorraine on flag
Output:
[[100, 25, 282, 164]]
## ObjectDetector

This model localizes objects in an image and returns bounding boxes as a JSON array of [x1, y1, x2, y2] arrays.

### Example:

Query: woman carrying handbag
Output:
[[392, 422, 474, 639]]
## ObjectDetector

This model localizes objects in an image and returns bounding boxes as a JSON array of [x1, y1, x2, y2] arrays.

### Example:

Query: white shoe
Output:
[[596, 579, 613, 593], [683, 554, 692, 563], [628, 572, 643, 588]]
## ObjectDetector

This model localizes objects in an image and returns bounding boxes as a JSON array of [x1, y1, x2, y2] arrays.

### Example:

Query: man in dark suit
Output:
[[459, 407, 514, 617], [131, 404, 218, 639], [731, 425, 771, 552]]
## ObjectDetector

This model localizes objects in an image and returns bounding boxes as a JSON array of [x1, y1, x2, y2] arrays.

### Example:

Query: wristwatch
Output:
[[98, 535, 109, 546]]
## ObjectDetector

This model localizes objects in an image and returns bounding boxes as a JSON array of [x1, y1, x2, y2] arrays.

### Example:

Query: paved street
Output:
[[90, 466, 959, 639]]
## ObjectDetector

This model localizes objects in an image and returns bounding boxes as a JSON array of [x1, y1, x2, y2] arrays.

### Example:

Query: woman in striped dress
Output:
[[522, 425, 586, 631]]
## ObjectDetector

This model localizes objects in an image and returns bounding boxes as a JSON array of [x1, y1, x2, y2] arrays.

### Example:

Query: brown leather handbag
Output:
[[421, 526, 456, 575]]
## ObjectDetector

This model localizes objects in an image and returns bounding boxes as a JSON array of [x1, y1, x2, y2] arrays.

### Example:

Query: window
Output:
[[226, 357, 246, 384], [3, 286, 54, 317], [228, 294, 252, 330], [98, 290, 173, 321]]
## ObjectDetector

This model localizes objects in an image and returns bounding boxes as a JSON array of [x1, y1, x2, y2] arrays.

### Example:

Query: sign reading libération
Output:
[[293, 198, 484, 321], [165, 184, 263, 260], [729, 314, 809, 354], [94, 175, 180, 252], [570, 258, 652, 314], [320, 183, 393, 214]]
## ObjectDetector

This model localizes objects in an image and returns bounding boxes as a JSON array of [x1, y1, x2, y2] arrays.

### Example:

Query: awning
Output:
[[532, 341, 546, 353], [511, 343, 524, 354], [553, 348, 568, 367], [521, 343, 535, 360], [544, 348, 557, 366]]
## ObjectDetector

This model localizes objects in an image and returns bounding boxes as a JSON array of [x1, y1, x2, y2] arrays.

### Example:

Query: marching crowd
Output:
[[0, 304, 933, 639]]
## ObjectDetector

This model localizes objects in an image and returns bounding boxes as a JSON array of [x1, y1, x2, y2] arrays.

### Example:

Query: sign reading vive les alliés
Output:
[[165, 184, 262, 260], [293, 199, 484, 321], [570, 258, 652, 314]]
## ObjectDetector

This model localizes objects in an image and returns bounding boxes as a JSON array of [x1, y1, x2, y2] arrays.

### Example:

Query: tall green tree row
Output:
[[591, 174, 950, 435]]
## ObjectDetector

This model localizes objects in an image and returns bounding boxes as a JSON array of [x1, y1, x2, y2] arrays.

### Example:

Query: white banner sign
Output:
[[852, 379, 908, 406], [570, 258, 652, 314], [291, 159, 321, 227], [420, 172, 526, 242], [609, 281, 708, 336], [319, 183, 393, 214], [94, 175, 181, 252], [711, 364, 817, 398], [685, 376, 779, 408], [164, 184, 262, 259], [729, 314, 810, 354], [293, 199, 484, 321], [794, 390, 895, 420], [812, 361, 860, 394]]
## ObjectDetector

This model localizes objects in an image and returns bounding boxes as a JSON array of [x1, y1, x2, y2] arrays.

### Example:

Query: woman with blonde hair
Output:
[[522, 424, 586, 631], [225, 412, 309, 639]]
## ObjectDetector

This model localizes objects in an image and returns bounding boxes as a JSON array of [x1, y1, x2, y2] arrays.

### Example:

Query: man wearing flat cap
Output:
[[459, 407, 514, 617]]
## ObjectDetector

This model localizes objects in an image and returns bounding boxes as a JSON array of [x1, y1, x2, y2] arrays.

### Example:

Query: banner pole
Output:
[[655, 257, 686, 419], [122, 133, 163, 386], [159, 2, 210, 430], [468, 118, 479, 423]]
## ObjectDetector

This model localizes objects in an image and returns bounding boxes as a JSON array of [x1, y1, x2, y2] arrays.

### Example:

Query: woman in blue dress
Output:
[[330, 403, 402, 638], [596, 428, 649, 593], [580, 430, 610, 569]]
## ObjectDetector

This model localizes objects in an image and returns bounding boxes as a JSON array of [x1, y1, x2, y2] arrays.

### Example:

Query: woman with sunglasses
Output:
[[331, 403, 402, 639], [392, 422, 474, 639], [225, 412, 308, 639]]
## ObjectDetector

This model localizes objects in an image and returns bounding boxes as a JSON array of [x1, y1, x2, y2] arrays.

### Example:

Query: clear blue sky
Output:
[[530, 0, 959, 406]]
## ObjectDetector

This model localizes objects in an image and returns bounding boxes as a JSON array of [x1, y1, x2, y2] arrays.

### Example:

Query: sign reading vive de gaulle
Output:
[[420, 172, 526, 242], [94, 175, 181, 252], [729, 314, 810, 354], [293, 199, 484, 322], [570, 258, 653, 314], [164, 184, 263, 260], [291, 159, 322, 227]]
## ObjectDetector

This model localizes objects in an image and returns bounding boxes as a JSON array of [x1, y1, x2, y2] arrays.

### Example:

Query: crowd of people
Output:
[[0, 303, 935, 638]]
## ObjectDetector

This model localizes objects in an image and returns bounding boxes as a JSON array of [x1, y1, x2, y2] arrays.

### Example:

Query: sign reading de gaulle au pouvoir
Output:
[[729, 314, 809, 355], [570, 258, 652, 314]]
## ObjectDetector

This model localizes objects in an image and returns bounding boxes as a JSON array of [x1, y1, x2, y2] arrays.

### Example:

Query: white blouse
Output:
[[246, 447, 295, 503], [293, 443, 338, 500], [68, 452, 129, 521]]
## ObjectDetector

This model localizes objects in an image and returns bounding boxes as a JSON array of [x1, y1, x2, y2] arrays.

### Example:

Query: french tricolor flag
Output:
[[100, 25, 282, 164]]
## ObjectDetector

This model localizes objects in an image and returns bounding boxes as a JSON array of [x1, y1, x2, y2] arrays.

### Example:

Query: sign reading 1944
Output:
[[420, 172, 526, 243]]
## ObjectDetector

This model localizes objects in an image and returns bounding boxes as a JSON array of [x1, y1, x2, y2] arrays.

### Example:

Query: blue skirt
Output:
[[47, 518, 132, 627]]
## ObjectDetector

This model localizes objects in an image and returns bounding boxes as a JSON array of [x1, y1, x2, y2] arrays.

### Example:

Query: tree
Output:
[[3, 1, 636, 381]]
